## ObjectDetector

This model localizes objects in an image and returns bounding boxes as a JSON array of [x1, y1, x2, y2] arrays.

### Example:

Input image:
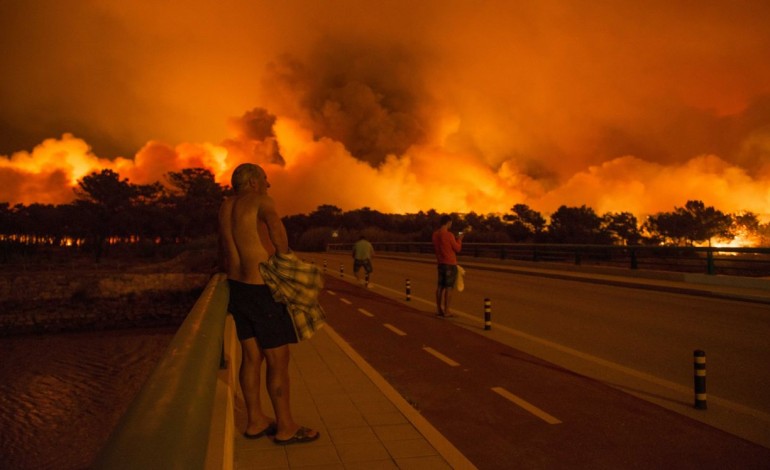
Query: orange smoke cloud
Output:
[[2, 124, 769, 225], [1, 1, 769, 222]]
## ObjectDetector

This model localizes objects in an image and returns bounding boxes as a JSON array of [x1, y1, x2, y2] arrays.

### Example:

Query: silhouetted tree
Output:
[[756, 222, 770, 247], [481, 213, 508, 233], [679, 200, 733, 246], [547, 205, 607, 244], [410, 209, 443, 241], [165, 168, 225, 240], [459, 212, 510, 242], [461, 212, 485, 232], [341, 207, 393, 232], [643, 200, 734, 246], [504, 204, 546, 242], [643, 212, 688, 246], [733, 212, 760, 237], [340, 210, 364, 230], [75, 169, 142, 259], [282, 213, 312, 248], [601, 212, 641, 245], [309, 204, 343, 228]]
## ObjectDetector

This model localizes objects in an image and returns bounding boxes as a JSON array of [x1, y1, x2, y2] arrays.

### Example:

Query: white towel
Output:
[[455, 265, 465, 292]]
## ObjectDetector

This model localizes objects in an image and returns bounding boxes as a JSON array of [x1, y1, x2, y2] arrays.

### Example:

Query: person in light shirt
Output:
[[352, 235, 375, 287]]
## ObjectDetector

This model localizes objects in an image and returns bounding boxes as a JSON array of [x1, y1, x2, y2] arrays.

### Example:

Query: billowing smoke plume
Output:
[[1, 1, 769, 220], [260, 39, 434, 166]]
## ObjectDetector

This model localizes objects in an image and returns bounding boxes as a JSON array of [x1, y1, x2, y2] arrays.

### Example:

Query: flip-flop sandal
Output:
[[244, 422, 277, 439], [273, 426, 320, 445]]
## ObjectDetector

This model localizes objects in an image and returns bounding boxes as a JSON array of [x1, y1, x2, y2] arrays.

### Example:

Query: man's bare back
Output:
[[218, 166, 289, 284]]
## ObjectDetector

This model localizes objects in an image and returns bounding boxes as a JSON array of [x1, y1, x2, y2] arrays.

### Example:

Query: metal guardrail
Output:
[[328, 242, 770, 277], [93, 273, 230, 470]]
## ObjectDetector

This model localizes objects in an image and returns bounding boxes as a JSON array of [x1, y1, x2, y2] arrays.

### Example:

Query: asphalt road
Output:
[[318, 275, 770, 469], [301, 252, 770, 452]]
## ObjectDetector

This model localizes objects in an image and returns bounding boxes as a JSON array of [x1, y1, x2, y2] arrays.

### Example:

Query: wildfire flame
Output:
[[1, 128, 768, 229], [1, 1, 769, 248]]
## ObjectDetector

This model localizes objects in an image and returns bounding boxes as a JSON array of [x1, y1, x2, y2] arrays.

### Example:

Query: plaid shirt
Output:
[[259, 252, 326, 341]]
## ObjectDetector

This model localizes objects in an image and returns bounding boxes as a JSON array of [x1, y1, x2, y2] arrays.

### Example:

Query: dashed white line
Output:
[[383, 323, 407, 336], [340, 298, 352, 305], [358, 308, 374, 317], [491, 386, 562, 424], [423, 347, 460, 367], [326, 290, 337, 296]]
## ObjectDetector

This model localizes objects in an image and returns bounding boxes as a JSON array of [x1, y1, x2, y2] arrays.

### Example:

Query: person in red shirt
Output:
[[432, 215, 465, 317]]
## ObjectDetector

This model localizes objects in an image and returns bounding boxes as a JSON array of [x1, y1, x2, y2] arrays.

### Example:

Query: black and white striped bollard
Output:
[[484, 298, 491, 330], [405, 279, 411, 301], [694, 350, 707, 410], [323, 259, 327, 273], [339, 264, 344, 278]]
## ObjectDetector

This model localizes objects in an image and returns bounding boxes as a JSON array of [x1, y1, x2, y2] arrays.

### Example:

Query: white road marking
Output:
[[326, 290, 336, 296], [383, 323, 407, 336], [340, 298, 352, 305], [491, 387, 562, 424], [423, 347, 460, 367], [358, 308, 375, 317]]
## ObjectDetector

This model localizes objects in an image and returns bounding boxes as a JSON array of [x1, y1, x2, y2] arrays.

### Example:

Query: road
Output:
[[300, 252, 770, 451]]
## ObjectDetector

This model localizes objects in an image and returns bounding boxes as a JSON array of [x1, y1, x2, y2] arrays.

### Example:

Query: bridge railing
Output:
[[329, 242, 770, 277], [93, 273, 237, 470]]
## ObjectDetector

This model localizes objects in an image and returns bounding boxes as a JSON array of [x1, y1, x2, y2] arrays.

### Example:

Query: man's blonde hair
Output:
[[231, 163, 263, 193]]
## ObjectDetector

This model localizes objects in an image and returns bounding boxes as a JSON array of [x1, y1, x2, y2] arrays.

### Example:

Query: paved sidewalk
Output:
[[233, 325, 474, 469]]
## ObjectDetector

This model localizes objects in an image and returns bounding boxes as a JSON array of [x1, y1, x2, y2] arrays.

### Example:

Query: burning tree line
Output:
[[283, 202, 769, 250], [0, 168, 224, 261], [0, 168, 768, 260]]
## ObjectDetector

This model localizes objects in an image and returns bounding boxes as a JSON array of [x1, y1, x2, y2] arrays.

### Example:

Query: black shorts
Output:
[[353, 259, 373, 273], [437, 264, 458, 288], [227, 280, 298, 349]]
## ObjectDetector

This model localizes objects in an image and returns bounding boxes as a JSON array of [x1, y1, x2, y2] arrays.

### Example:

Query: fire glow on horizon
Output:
[[1, 1, 769, 223]]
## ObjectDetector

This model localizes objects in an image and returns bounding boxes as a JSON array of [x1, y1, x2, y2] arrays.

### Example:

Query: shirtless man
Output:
[[218, 163, 319, 445]]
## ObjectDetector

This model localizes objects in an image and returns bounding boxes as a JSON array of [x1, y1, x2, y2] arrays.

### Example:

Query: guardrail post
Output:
[[484, 298, 491, 330], [630, 249, 638, 270], [574, 249, 582, 265], [694, 350, 707, 410], [405, 278, 411, 301], [706, 250, 715, 275], [339, 264, 344, 278]]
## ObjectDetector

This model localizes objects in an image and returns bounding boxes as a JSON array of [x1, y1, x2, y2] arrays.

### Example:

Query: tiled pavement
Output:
[[232, 325, 474, 469]]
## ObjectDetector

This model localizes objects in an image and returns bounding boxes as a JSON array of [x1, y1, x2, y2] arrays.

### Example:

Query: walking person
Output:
[[352, 235, 375, 287], [432, 215, 465, 317], [218, 163, 320, 445]]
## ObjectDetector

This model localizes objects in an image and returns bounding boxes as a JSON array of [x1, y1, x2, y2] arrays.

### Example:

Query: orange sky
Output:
[[1, 1, 769, 220]]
